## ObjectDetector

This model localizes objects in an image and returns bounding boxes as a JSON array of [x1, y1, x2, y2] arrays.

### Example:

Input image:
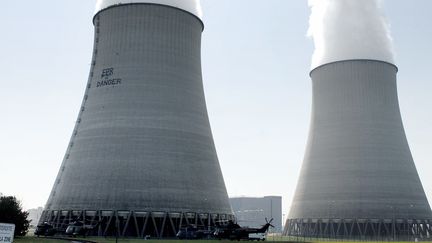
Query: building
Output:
[[284, 60, 432, 240], [39, 1, 233, 238], [27, 207, 44, 226], [230, 196, 282, 233]]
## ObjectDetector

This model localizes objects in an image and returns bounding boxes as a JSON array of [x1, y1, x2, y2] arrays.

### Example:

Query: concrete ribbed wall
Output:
[[44, 4, 232, 214], [288, 60, 432, 220]]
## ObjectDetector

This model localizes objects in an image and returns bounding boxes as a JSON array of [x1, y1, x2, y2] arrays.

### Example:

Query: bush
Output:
[[0, 195, 30, 236]]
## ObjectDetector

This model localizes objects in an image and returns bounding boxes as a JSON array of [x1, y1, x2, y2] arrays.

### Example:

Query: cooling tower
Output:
[[39, 2, 233, 238], [284, 59, 432, 239]]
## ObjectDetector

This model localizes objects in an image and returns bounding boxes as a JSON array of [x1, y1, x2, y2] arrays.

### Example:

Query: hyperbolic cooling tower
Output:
[[284, 59, 432, 239], [40, 1, 233, 237]]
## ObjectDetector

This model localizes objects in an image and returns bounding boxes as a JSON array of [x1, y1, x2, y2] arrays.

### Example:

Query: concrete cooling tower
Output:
[[284, 59, 432, 239], [39, 1, 233, 238]]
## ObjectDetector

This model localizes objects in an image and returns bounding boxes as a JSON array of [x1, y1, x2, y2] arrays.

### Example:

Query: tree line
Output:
[[0, 194, 30, 236]]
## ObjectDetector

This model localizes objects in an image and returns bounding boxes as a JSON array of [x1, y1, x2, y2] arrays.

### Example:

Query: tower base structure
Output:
[[284, 218, 432, 240], [40, 210, 234, 238]]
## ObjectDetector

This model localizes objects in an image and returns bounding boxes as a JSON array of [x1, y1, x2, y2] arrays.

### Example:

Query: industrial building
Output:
[[28, 207, 44, 227], [230, 196, 282, 233], [284, 60, 432, 240], [40, 1, 233, 238]]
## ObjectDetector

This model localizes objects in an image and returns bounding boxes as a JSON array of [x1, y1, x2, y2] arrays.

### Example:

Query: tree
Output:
[[0, 195, 30, 236]]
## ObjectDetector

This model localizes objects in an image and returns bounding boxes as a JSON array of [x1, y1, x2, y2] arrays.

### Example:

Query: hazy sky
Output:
[[1, 1, 431, 219], [95, 0, 203, 18]]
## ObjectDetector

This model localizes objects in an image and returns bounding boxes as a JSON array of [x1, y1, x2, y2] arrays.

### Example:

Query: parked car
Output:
[[177, 226, 213, 239], [34, 222, 57, 237], [248, 232, 266, 241]]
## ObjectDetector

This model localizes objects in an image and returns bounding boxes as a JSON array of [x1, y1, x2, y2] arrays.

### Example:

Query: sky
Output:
[[95, 0, 203, 17], [0, 1, 431, 221]]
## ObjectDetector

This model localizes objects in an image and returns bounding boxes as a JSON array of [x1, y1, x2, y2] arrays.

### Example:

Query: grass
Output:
[[13, 236, 432, 243], [14, 238, 272, 243]]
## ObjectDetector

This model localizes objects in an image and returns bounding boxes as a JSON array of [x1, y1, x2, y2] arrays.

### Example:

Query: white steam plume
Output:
[[95, 0, 202, 19], [308, 0, 395, 69]]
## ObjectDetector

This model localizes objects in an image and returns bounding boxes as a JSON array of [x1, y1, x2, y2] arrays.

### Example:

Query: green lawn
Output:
[[14, 238, 261, 243], [13, 236, 432, 243], [15, 238, 276, 243]]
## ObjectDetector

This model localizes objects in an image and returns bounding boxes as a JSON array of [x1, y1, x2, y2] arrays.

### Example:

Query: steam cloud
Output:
[[95, 0, 202, 18], [308, 0, 395, 69]]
